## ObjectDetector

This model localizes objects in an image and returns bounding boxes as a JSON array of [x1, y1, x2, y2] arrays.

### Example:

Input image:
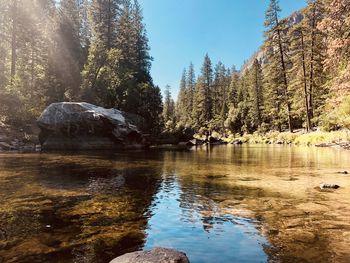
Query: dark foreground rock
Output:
[[37, 102, 147, 151], [320, 183, 340, 190], [110, 247, 190, 263], [187, 137, 226, 146], [337, 171, 348, 175]]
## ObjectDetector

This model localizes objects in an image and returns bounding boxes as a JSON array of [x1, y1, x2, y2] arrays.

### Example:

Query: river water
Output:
[[1, 145, 350, 263]]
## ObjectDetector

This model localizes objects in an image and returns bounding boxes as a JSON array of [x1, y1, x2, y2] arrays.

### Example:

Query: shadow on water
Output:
[[0, 152, 164, 263], [1, 145, 350, 262]]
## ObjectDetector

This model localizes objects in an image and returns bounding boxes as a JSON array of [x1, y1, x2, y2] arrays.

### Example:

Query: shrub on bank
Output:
[[225, 129, 350, 146], [294, 130, 350, 145], [320, 95, 350, 131]]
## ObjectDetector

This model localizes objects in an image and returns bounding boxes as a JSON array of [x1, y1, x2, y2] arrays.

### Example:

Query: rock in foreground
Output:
[[110, 247, 190, 263], [37, 102, 147, 150], [320, 183, 340, 190]]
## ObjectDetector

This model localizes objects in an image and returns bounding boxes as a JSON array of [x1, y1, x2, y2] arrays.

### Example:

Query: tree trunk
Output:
[[255, 63, 261, 126], [277, 26, 293, 132], [300, 31, 311, 132], [10, 0, 17, 85], [308, 3, 317, 122]]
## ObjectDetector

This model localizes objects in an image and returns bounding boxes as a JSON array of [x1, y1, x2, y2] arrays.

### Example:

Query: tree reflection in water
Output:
[[1, 145, 350, 262]]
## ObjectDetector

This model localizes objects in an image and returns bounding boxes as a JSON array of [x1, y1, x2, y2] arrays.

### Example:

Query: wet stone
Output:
[[110, 247, 190, 263]]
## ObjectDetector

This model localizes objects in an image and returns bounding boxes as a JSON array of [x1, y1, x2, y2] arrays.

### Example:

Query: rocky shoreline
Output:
[[1, 105, 350, 153], [0, 121, 41, 152], [2, 129, 350, 153]]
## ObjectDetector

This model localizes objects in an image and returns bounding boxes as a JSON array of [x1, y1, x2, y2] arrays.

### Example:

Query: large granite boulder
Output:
[[37, 102, 148, 150], [110, 247, 190, 263]]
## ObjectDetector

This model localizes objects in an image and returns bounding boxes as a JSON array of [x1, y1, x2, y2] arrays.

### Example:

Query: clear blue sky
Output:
[[138, 0, 307, 99]]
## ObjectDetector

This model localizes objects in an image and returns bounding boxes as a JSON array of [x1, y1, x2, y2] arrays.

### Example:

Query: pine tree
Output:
[[198, 53, 213, 125], [317, 0, 350, 130], [90, 0, 118, 49], [163, 85, 176, 131], [176, 69, 187, 127], [289, 24, 312, 131], [264, 0, 293, 132], [193, 76, 207, 128], [0, 0, 57, 122], [289, 0, 326, 131], [228, 67, 239, 108], [131, 0, 152, 83], [187, 62, 196, 126], [0, 0, 10, 90], [250, 59, 264, 128], [318, 0, 349, 99], [139, 83, 163, 136], [212, 61, 231, 131], [81, 0, 119, 105], [81, 0, 162, 134], [212, 61, 225, 117], [225, 72, 251, 134], [78, 0, 91, 58], [48, 0, 83, 101], [307, 0, 325, 120]]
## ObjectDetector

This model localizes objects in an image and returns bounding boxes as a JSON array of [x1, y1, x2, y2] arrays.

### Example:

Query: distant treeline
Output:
[[165, 0, 350, 135], [0, 0, 162, 134]]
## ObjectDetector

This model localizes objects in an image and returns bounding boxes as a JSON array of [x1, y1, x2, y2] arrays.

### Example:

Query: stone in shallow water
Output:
[[319, 183, 340, 190], [110, 247, 190, 263], [37, 102, 147, 150]]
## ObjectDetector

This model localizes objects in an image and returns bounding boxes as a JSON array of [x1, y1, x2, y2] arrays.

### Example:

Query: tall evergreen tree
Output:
[[198, 53, 213, 125], [187, 62, 196, 125], [131, 0, 152, 82], [163, 85, 175, 131], [228, 67, 239, 108], [48, 0, 83, 101], [264, 0, 293, 132], [81, 0, 119, 105], [176, 69, 188, 127], [289, 24, 312, 131], [318, 0, 349, 99], [250, 59, 264, 128], [193, 76, 207, 128]]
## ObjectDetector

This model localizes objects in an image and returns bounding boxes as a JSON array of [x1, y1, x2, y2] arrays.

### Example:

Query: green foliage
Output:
[[163, 85, 175, 132], [191, 54, 214, 129], [0, 0, 349, 140], [0, 0, 162, 136], [320, 96, 350, 131], [173, 0, 346, 139]]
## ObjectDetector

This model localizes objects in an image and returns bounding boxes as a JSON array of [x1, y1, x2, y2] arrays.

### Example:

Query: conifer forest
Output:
[[0, 0, 349, 137], [2, 1, 350, 263]]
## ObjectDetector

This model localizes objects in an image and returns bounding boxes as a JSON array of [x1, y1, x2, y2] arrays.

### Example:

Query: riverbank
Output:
[[0, 121, 40, 152], [1, 120, 350, 152], [216, 129, 350, 149]]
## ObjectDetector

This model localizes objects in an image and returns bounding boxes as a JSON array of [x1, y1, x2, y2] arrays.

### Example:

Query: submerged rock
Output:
[[37, 102, 147, 151], [319, 183, 340, 190], [187, 138, 205, 146], [337, 171, 348, 175], [110, 247, 190, 263], [231, 139, 243, 145]]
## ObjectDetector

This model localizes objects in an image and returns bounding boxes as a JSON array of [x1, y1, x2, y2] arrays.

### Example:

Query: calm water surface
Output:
[[1, 145, 350, 263]]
